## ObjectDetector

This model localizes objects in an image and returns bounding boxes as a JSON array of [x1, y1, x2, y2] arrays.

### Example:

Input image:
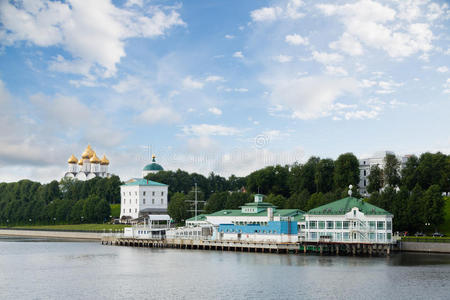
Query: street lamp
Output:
[[53, 217, 56, 225], [81, 216, 84, 224]]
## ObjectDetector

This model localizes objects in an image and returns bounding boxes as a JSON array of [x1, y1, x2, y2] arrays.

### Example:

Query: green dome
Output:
[[143, 155, 163, 171], [143, 163, 164, 171]]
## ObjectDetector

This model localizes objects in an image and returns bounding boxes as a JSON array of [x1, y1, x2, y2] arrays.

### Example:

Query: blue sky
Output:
[[0, 0, 449, 182]]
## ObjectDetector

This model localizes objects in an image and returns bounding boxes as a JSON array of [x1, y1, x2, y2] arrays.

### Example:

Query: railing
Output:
[[402, 237, 450, 243]]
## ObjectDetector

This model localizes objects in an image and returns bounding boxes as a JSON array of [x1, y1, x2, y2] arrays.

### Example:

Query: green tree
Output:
[[401, 155, 419, 190], [334, 153, 360, 190], [285, 189, 310, 210], [264, 194, 286, 208], [167, 192, 190, 223], [315, 158, 335, 193], [384, 154, 401, 187], [423, 185, 445, 231], [367, 165, 383, 193], [204, 192, 228, 213], [94, 199, 111, 223]]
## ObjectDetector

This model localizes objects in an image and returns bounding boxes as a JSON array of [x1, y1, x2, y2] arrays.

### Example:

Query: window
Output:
[[364, 179, 366, 187], [369, 221, 375, 229], [152, 191, 155, 196], [161, 199, 163, 204], [310, 232, 317, 240], [387, 233, 392, 241], [152, 199, 155, 204], [386, 221, 392, 230], [318, 221, 325, 229], [343, 232, 350, 241], [136, 199, 137, 204], [123, 192, 125, 196], [143, 199, 146, 204], [364, 170, 366, 176], [123, 209, 125, 213], [335, 221, 342, 229], [135, 192, 137, 196], [377, 233, 385, 241], [143, 191, 146, 196], [353, 210, 356, 216], [326, 221, 334, 229], [161, 191, 164, 196], [369, 233, 375, 240], [129, 192, 131, 196], [343, 221, 349, 229], [129, 199, 131, 204], [129, 209, 131, 213], [377, 221, 385, 230], [335, 233, 342, 241]]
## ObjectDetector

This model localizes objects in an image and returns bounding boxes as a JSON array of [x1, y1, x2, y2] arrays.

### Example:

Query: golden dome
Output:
[[81, 144, 95, 159], [100, 154, 110, 165], [78, 159, 83, 166], [90, 152, 101, 164], [68, 154, 78, 164]]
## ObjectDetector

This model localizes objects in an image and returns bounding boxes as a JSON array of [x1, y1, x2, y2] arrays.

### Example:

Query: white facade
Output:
[[301, 207, 394, 244], [120, 179, 169, 220], [358, 151, 409, 195]]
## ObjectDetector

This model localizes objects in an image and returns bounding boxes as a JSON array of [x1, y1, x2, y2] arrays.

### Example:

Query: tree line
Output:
[[147, 152, 449, 232], [0, 176, 121, 226]]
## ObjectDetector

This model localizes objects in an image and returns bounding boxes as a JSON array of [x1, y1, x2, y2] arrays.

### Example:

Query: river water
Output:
[[0, 237, 449, 300]]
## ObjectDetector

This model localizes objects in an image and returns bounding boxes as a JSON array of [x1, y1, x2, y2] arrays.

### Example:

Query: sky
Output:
[[0, 0, 449, 183]]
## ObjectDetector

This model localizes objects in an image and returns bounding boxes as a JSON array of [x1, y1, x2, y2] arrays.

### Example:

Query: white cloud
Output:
[[312, 51, 343, 65], [443, 79, 450, 94], [183, 76, 204, 89], [250, 6, 283, 22], [317, 0, 435, 58], [223, 87, 248, 93], [344, 110, 379, 120], [205, 75, 225, 82], [329, 32, 363, 56], [262, 75, 360, 120], [182, 124, 239, 136], [360, 79, 377, 88], [285, 33, 308, 46], [136, 106, 181, 124], [208, 107, 222, 115], [233, 51, 244, 58], [273, 54, 292, 63], [0, 0, 185, 78], [250, 0, 304, 22], [437, 66, 448, 73], [377, 80, 403, 94], [224, 34, 234, 39], [325, 66, 348, 76]]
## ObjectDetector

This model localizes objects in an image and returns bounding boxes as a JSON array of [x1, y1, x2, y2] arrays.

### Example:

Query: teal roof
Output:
[[241, 202, 275, 208], [307, 197, 391, 215], [208, 208, 303, 218], [123, 178, 167, 187], [143, 163, 164, 171], [186, 214, 208, 222]]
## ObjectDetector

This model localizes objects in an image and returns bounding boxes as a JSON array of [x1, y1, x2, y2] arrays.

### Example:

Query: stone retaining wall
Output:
[[400, 241, 450, 253], [0, 229, 101, 240]]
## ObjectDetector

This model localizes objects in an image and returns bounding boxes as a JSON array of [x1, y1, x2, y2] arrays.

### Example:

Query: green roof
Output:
[[186, 214, 208, 222], [307, 197, 391, 215], [143, 163, 164, 171], [241, 202, 275, 208], [207, 208, 303, 218], [123, 178, 167, 187]]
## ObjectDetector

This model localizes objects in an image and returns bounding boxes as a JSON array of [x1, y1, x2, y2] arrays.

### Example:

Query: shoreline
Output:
[[0, 229, 101, 240]]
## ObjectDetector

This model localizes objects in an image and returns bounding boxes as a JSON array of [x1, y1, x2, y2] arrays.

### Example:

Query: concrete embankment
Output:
[[0, 229, 101, 240], [400, 241, 450, 253]]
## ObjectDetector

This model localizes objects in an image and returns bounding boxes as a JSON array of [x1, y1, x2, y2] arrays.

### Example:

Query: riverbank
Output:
[[0, 229, 101, 240]]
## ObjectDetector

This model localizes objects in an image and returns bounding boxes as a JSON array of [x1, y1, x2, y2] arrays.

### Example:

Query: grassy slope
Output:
[[110, 204, 121, 218], [438, 196, 450, 236], [9, 224, 130, 231]]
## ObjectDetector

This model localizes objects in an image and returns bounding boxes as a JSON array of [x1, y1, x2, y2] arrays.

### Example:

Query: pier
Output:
[[101, 236, 394, 256]]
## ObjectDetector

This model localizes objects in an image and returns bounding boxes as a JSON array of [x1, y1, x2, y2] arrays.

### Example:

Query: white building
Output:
[[300, 194, 394, 244], [64, 145, 111, 181], [358, 151, 410, 195], [120, 178, 169, 221]]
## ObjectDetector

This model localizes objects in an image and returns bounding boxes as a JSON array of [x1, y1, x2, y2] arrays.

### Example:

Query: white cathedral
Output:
[[64, 145, 111, 181]]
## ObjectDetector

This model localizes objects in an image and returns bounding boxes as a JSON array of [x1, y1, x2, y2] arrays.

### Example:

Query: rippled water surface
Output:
[[0, 236, 449, 299]]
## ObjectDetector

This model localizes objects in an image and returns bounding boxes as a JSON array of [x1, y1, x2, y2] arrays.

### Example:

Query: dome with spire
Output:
[[90, 152, 101, 164], [100, 154, 110, 165], [143, 154, 164, 171], [67, 154, 78, 164], [78, 159, 83, 166]]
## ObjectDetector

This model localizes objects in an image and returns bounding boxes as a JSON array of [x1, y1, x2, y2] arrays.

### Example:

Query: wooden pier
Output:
[[101, 236, 394, 256]]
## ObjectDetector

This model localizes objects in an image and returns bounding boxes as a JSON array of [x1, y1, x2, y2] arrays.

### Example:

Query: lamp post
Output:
[[81, 216, 84, 224], [53, 217, 56, 225]]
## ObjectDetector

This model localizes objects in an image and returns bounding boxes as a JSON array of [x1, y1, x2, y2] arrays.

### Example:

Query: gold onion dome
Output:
[[100, 154, 110, 165], [67, 154, 78, 164], [90, 152, 101, 164], [78, 159, 83, 166]]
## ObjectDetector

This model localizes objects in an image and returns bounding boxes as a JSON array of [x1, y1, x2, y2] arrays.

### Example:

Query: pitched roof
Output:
[[122, 178, 168, 187], [307, 197, 391, 215], [207, 208, 303, 218], [186, 214, 208, 222]]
